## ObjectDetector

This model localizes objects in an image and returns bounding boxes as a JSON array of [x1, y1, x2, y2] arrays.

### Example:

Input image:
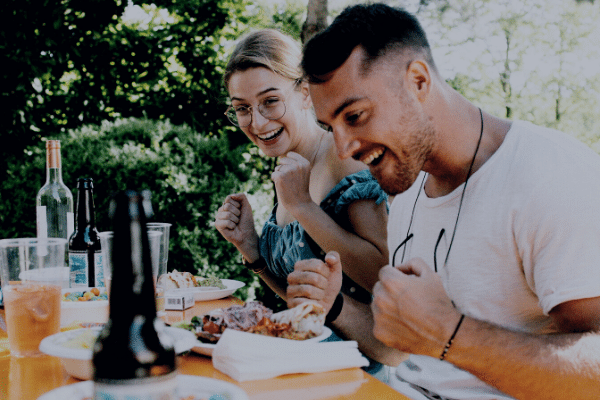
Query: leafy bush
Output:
[[0, 117, 265, 301]]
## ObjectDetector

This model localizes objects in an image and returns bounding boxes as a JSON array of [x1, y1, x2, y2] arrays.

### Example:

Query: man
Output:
[[286, 3, 600, 399]]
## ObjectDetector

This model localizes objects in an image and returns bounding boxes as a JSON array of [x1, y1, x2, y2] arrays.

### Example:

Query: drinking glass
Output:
[[146, 223, 171, 315], [99, 231, 162, 297], [0, 238, 67, 357]]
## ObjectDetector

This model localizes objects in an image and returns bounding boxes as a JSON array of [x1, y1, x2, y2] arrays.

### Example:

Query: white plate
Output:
[[191, 326, 333, 357], [39, 326, 197, 380], [37, 374, 249, 400], [165, 279, 245, 302]]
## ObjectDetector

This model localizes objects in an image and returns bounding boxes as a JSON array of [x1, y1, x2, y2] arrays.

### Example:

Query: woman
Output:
[[214, 29, 391, 375]]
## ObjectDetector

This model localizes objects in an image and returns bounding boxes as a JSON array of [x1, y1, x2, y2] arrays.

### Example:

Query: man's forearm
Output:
[[333, 294, 407, 366], [448, 317, 600, 399]]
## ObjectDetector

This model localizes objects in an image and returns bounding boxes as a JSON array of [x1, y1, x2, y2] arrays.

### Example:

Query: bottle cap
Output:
[[46, 140, 60, 150], [77, 178, 94, 189]]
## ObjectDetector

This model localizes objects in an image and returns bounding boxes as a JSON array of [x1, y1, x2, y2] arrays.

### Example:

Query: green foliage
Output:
[[0, 118, 264, 301], [0, 0, 250, 179]]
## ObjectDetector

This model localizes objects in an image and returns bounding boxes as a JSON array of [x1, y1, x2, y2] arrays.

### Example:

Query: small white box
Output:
[[165, 292, 194, 310]]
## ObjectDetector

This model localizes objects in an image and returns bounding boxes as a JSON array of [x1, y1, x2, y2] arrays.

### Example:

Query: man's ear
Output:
[[300, 81, 313, 109], [405, 60, 432, 103]]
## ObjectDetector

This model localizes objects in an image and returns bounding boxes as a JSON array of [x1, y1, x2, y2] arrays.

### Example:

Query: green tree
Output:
[[0, 0, 250, 179], [415, 0, 600, 146]]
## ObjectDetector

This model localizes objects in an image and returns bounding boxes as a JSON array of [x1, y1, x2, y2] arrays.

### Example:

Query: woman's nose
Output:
[[250, 107, 270, 130]]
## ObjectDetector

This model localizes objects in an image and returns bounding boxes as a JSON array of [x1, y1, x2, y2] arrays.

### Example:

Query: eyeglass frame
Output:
[[224, 80, 300, 128]]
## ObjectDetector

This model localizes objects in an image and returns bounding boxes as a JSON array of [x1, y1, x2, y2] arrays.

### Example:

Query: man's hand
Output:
[[214, 193, 259, 259], [287, 251, 343, 312], [371, 258, 462, 358]]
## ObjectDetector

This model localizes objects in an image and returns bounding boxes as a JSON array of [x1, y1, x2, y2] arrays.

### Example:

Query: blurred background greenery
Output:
[[1, 0, 599, 309]]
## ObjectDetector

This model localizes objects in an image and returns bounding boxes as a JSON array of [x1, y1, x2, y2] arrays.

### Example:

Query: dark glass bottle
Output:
[[93, 191, 176, 399], [68, 178, 103, 288]]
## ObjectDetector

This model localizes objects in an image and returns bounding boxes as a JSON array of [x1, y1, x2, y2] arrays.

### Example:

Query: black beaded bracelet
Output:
[[325, 293, 344, 324], [439, 314, 465, 361], [241, 255, 267, 274]]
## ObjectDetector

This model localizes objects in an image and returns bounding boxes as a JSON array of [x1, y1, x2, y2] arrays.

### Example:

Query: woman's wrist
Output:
[[241, 254, 268, 274]]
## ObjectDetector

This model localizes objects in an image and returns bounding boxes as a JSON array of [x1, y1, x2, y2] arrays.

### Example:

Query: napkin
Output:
[[212, 329, 370, 382]]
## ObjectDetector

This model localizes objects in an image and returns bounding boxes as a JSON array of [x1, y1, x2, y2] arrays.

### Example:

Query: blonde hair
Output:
[[223, 29, 303, 90]]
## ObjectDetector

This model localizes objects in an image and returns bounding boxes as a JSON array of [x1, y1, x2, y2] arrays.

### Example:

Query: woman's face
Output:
[[227, 67, 310, 158]]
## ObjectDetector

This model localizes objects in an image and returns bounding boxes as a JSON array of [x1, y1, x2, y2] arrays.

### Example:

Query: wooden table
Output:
[[0, 297, 407, 400]]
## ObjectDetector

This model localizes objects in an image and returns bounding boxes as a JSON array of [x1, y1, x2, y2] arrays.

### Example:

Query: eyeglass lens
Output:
[[227, 97, 287, 127]]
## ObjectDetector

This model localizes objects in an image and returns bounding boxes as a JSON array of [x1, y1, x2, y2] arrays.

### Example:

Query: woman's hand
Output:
[[214, 193, 260, 260], [272, 152, 313, 213], [286, 251, 343, 313]]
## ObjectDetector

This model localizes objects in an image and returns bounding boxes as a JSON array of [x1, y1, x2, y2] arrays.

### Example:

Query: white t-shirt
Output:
[[387, 121, 600, 400]]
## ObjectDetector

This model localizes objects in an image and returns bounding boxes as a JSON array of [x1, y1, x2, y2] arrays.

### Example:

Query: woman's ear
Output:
[[300, 81, 313, 109]]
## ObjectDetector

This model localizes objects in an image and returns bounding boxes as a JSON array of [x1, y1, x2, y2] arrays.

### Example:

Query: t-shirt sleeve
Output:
[[518, 157, 600, 315]]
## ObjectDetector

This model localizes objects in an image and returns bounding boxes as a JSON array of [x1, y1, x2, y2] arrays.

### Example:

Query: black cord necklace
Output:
[[393, 108, 484, 272]]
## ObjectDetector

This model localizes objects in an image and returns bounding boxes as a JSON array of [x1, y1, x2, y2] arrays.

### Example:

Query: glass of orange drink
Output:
[[0, 238, 67, 357]]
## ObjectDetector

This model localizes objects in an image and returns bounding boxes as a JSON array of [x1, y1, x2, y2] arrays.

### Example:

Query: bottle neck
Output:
[[46, 147, 64, 184], [109, 193, 158, 321], [46, 167, 64, 183], [75, 188, 96, 229]]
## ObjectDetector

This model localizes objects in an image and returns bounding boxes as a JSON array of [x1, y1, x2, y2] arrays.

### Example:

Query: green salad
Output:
[[196, 275, 226, 290]]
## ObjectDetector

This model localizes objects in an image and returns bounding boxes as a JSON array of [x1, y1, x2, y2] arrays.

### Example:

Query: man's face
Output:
[[309, 47, 435, 195]]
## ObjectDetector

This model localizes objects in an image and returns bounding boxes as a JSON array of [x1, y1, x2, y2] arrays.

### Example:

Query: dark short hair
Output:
[[302, 3, 436, 83]]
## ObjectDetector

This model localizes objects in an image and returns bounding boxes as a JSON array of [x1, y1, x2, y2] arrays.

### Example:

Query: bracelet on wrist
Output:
[[439, 314, 465, 361], [242, 255, 268, 274], [325, 293, 344, 324]]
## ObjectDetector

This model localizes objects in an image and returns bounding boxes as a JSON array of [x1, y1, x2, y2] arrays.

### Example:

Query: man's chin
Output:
[[373, 170, 413, 196]]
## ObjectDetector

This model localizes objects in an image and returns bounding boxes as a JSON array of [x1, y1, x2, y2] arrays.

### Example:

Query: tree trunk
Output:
[[302, 0, 328, 45]]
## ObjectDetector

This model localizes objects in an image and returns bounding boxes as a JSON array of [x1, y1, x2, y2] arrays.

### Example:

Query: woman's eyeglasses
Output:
[[225, 81, 299, 128]]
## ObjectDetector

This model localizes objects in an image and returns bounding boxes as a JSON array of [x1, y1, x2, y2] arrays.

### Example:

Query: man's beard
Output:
[[374, 159, 419, 196], [374, 125, 434, 196]]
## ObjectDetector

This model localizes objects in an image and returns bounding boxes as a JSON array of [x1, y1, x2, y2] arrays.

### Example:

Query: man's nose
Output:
[[333, 126, 361, 160]]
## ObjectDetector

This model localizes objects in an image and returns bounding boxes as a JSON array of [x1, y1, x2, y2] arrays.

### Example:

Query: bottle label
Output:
[[69, 251, 104, 288], [67, 212, 75, 240], [94, 373, 177, 400], [36, 206, 48, 239]]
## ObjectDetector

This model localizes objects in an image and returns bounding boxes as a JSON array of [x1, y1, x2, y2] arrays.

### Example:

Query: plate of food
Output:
[[37, 374, 249, 400], [178, 301, 332, 357], [158, 270, 245, 302], [39, 325, 197, 380]]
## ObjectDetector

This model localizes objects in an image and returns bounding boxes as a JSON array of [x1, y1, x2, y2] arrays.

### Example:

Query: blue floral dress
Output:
[[259, 169, 388, 374]]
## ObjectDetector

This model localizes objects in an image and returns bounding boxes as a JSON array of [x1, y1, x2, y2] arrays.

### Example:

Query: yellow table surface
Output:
[[0, 297, 407, 400]]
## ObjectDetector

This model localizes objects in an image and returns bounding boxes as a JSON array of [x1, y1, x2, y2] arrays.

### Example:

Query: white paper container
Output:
[[61, 288, 108, 327]]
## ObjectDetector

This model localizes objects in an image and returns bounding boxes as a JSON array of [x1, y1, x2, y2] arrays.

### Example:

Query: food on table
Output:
[[158, 270, 226, 290], [62, 288, 108, 302], [196, 275, 226, 290], [180, 301, 325, 343], [258, 302, 325, 340], [61, 328, 98, 349], [158, 270, 198, 290]]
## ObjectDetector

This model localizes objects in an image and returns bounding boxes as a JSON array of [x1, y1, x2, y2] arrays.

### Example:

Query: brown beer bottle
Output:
[[68, 178, 103, 288], [92, 190, 176, 399]]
